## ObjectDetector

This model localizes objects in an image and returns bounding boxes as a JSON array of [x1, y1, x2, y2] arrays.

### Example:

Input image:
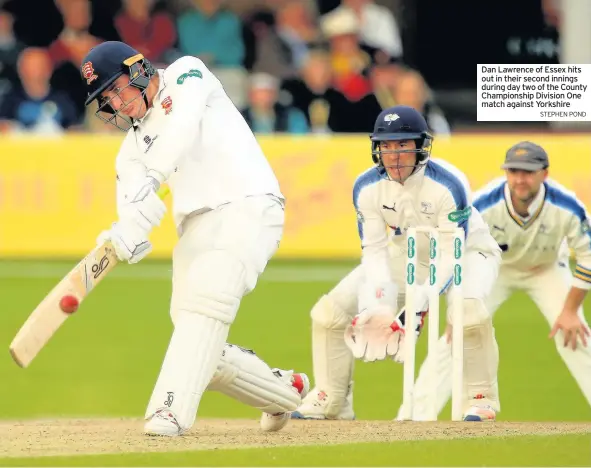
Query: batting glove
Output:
[[97, 222, 152, 264], [119, 177, 167, 235]]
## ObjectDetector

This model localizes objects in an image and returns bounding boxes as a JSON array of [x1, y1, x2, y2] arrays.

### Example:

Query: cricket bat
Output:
[[9, 186, 170, 368]]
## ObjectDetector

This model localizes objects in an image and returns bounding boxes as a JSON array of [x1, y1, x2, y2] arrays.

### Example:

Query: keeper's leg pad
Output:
[[457, 298, 500, 411], [310, 291, 356, 418], [208, 344, 301, 414]]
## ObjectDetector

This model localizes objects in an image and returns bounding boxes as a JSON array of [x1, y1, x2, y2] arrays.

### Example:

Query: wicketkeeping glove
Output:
[[344, 306, 403, 362]]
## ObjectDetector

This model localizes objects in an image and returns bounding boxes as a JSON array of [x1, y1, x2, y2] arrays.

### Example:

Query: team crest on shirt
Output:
[[81, 61, 98, 85], [161, 96, 173, 114], [420, 201, 434, 214], [582, 219, 590, 234]]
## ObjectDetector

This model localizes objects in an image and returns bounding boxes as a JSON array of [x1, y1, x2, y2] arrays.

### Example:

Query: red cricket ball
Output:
[[59, 295, 79, 314]]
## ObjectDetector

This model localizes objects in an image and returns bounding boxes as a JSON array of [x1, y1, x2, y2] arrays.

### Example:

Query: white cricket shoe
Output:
[[291, 382, 355, 420], [260, 371, 310, 432], [144, 408, 185, 436], [463, 394, 497, 422]]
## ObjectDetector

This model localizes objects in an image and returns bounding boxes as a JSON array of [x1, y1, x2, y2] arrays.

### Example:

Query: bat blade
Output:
[[9, 242, 119, 368], [9, 185, 169, 368]]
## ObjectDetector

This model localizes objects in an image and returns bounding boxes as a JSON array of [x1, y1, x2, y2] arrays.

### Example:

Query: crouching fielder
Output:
[[401, 141, 591, 420], [80, 41, 307, 435], [293, 105, 501, 421]]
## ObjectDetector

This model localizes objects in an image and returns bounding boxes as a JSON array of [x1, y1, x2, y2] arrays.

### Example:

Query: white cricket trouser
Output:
[[408, 258, 591, 419], [145, 194, 284, 429], [169, 194, 284, 322]]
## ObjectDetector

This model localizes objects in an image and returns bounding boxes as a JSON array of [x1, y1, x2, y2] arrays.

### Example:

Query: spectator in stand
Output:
[[114, 0, 177, 66], [48, 0, 102, 69], [177, 0, 244, 68], [0, 3, 24, 105], [282, 49, 333, 133], [177, 0, 247, 107], [243, 8, 294, 80], [242, 72, 309, 134], [320, 7, 372, 102], [392, 69, 451, 136], [321, 0, 403, 63], [48, 0, 103, 120], [283, 48, 380, 134], [275, 0, 324, 70], [316, 7, 381, 132], [370, 62, 403, 109], [541, 0, 561, 29], [0, 47, 78, 134]]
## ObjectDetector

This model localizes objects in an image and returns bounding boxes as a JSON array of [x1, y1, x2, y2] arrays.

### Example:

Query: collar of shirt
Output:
[[503, 181, 545, 221], [133, 69, 167, 127]]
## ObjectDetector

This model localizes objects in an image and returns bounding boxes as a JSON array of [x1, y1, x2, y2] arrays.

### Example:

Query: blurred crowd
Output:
[[5, 0, 558, 136]]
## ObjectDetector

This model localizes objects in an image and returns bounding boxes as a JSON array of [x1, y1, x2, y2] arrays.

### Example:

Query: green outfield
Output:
[[1, 259, 590, 466]]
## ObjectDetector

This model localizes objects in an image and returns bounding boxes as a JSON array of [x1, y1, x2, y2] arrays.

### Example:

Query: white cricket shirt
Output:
[[474, 176, 591, 290], [353, 157, 500, 293], [114, 56, 283, 229]]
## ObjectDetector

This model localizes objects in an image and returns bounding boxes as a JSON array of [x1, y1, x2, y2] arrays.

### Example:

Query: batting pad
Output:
[[208, 344, 301, 414], [144, 312, 229, 429]]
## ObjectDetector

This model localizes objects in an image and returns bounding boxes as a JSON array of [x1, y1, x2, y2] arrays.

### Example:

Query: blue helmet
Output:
[[80, 41, 155, 129], [370, 105, 433, 171]]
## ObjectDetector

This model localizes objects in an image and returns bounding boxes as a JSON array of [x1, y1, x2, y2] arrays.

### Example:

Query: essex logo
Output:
[[161, 96, 173, 114], [81, 61, 98, 85]]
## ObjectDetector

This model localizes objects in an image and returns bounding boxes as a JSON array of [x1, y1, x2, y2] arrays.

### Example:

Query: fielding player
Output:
[[400, 141, 591, 419]]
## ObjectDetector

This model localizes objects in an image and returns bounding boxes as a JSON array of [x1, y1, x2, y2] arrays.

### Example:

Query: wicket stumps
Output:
[[400, 226, 465, 421]]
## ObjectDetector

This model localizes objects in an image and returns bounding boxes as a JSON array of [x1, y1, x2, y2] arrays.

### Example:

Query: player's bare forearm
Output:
[[563, 286, 588, 315]]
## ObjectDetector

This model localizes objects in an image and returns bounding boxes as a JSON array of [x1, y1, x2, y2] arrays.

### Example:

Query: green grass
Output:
[[1, 259, 591, 466], [1, 258, 590, 421], [1, 434, 589, 467]]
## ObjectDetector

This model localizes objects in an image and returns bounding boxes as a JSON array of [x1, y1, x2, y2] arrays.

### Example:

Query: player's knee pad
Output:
[[311, 294, 354, 330], [177, 250, 248, 324], [208, 344, 301, 413]]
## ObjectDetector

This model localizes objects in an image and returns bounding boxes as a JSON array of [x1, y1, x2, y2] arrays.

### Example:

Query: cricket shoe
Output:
[[260, 371, 310, 432], [463, 395, 497, 422], [144, 408, 185, 436], [291, 383, 355, 420]]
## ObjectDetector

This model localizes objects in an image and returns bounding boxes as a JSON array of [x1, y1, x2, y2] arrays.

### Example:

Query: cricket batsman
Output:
[[397, 141, 591, 420], [80, 41, 309, 436], [293, 105, 502, 421]]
